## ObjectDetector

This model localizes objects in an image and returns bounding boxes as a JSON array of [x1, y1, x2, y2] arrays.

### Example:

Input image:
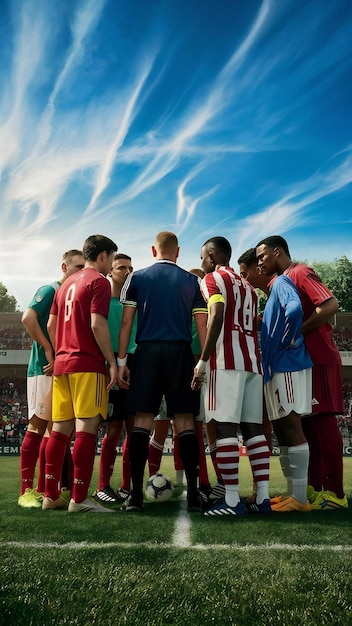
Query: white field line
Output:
[[3, 541, 351, 552], [172, 500, 191, 547]]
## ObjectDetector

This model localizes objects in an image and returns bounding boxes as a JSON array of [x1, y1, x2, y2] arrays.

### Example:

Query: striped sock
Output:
[[216, 437, 240, 507]]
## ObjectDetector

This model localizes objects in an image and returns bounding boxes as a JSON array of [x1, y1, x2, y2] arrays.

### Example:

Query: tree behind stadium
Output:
[[0, 282, 21, 312]]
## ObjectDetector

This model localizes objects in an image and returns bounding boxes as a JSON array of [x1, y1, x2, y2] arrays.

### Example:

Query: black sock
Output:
[[129, 428, 150, 498], [178, 430, 199, 495]]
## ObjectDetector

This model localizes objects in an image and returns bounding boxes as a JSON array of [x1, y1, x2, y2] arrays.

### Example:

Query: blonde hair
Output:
[[155, 231, 178, 253]]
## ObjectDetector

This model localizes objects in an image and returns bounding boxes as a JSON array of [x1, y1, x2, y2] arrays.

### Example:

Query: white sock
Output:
[[288, 443, 309, 504]]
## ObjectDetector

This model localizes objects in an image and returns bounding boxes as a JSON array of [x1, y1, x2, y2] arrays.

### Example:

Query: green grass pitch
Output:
[[1, 455, 352, 626]]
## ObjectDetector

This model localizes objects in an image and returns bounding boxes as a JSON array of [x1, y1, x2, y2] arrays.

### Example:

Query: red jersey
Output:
[[201, 267, 262, 374], [284, 263, 341, 365], [51, 267, 111, 375]]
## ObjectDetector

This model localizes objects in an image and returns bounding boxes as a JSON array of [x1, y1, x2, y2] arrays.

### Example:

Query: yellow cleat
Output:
[[18, 488, 43, 509], [310, 490, 348, 510]]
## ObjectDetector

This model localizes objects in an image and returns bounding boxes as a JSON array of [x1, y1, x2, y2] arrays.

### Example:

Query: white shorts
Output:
[[264, 368, 313, 421], [203, 369, 263, 424], [27, 375, 53, 422]]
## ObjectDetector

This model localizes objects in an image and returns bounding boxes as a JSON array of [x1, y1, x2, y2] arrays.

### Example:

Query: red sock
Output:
[[216, 438, 239, 488], [20, 430, 42, 494], [121, 436, 131, 491], [302, 415, 324, 490], [36, 435, 49, 494], [173, 434, 183, 471], [246, 435, 270, 484], [64, 440, 74, 491], [148, 437, 164, 476], [72, 432, 96, 503], [99, 435, 117, 490], [319, 413, 344, 498], [45, 431, 70, 500], [196, 422, 210, 487]]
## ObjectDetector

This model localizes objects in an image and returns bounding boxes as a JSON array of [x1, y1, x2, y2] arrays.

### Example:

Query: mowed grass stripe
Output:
[[3, 540, 352, 551]]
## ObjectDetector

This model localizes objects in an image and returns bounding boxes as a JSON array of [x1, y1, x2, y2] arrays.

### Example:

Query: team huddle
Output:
[[18, 231, 348, 515]]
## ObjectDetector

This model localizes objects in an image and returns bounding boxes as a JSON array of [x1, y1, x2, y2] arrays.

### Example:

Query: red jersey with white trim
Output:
[[284, 263, 341, 365], [51, 267, 111, 375], [201, 267, 262, 374]]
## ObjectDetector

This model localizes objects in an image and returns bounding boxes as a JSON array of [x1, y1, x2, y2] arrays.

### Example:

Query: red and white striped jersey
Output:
[[201, 267, 262, 374]]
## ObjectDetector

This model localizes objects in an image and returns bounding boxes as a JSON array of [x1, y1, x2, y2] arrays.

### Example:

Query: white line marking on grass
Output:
[[3, 541, 352, 552], [172, 500, 191, 547]]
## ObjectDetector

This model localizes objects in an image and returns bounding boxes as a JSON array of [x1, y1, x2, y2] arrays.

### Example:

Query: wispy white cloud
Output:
[[34, 0, 107, 157]]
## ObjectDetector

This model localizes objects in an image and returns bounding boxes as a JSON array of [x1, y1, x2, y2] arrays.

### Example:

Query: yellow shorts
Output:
[[52, 373, 108, 421]]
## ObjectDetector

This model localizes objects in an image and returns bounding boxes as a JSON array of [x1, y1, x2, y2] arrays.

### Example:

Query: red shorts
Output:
[[312, 363, 343, 414]]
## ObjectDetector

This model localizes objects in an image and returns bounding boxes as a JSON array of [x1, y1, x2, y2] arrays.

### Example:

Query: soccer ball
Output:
[[145, 473, 173, 502]]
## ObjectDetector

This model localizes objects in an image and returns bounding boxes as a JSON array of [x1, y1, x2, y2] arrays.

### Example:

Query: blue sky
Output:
[[1, 0, 352, 309]]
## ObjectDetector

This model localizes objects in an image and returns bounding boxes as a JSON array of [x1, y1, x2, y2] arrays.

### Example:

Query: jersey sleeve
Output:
[[289, 265, 334, 307], [276, 276, 304, 349], [28, 284, 55, 317]]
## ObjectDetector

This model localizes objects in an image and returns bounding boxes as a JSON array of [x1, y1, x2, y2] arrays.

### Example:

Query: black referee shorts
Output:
[[129, 341, 195, 418]]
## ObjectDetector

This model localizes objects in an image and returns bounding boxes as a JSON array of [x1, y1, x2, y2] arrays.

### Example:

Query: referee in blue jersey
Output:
[[117, 231, 207, 512]]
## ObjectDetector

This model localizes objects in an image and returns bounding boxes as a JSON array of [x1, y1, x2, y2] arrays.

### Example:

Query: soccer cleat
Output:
[[120, 493, 143, 512], [199, 483, 212, 507], [116, 487, 130, 502], [209, 481, 226, 501], [68, 497, 114, 513], [272, 496, 311, 512], [60, 489, 72, 505], [246, 497, 272, 514], [92, 486, 121, 508], [42, 495, 69, 510], [307, 485, 321, 504], [172, 483, 185, 498], [204, 499, 247, 517], [18, 488, 43, 509], [187, 491, 203, 513], [310, 490, 348, 511], [269, 494, 288, 505]]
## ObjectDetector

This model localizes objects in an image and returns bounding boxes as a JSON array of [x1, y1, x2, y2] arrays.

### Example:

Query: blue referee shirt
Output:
[[121, 260, 207, 343]]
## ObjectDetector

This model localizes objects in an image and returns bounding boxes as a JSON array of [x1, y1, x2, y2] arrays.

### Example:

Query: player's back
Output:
[[202, 267, 261, 373], [124, 262, 205, 343]]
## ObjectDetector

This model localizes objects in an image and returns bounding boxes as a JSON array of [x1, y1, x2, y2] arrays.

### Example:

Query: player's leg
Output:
[[203, 370, 246, 516], [18, 375, 52, 507], [121, 343, 161, 511], [148, 400, 169, 476], [165, 343, 201, 512], [267, 370, 311, 512], [43, 373, 74, 510], [240, 374, 270, 513], [120, 414, 134, 494]]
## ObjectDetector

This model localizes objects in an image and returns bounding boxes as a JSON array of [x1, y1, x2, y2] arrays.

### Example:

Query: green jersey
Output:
[[26, 282, 60, 377], [107, 296, 137, 354]]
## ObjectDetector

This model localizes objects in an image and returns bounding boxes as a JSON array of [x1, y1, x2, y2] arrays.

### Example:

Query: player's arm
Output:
[[301, 296, 338, 335], [47, 313, 57, 351], [117, 305, 136, 389], [193, 310, 208, 351], [91, 312, 118, 391], [192, 297, 224, 389], [22, 307, 55, 375]]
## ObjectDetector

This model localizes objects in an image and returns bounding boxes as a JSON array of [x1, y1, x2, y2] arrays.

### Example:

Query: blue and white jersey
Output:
[[261, 274, 313, 383], [121, 260, 207, 343]]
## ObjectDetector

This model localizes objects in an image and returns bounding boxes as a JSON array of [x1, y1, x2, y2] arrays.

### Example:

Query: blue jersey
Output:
[[261, 275, 313, 383], [122, 260, 207, 343]]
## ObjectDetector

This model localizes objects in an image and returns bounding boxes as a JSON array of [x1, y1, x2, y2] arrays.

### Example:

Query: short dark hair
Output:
[[83, 235, 118, 261], [114, 253, 131, 262], [237, 248, 257, 267], [256, 235, 290, 257], [203, 236, 232, 262]]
